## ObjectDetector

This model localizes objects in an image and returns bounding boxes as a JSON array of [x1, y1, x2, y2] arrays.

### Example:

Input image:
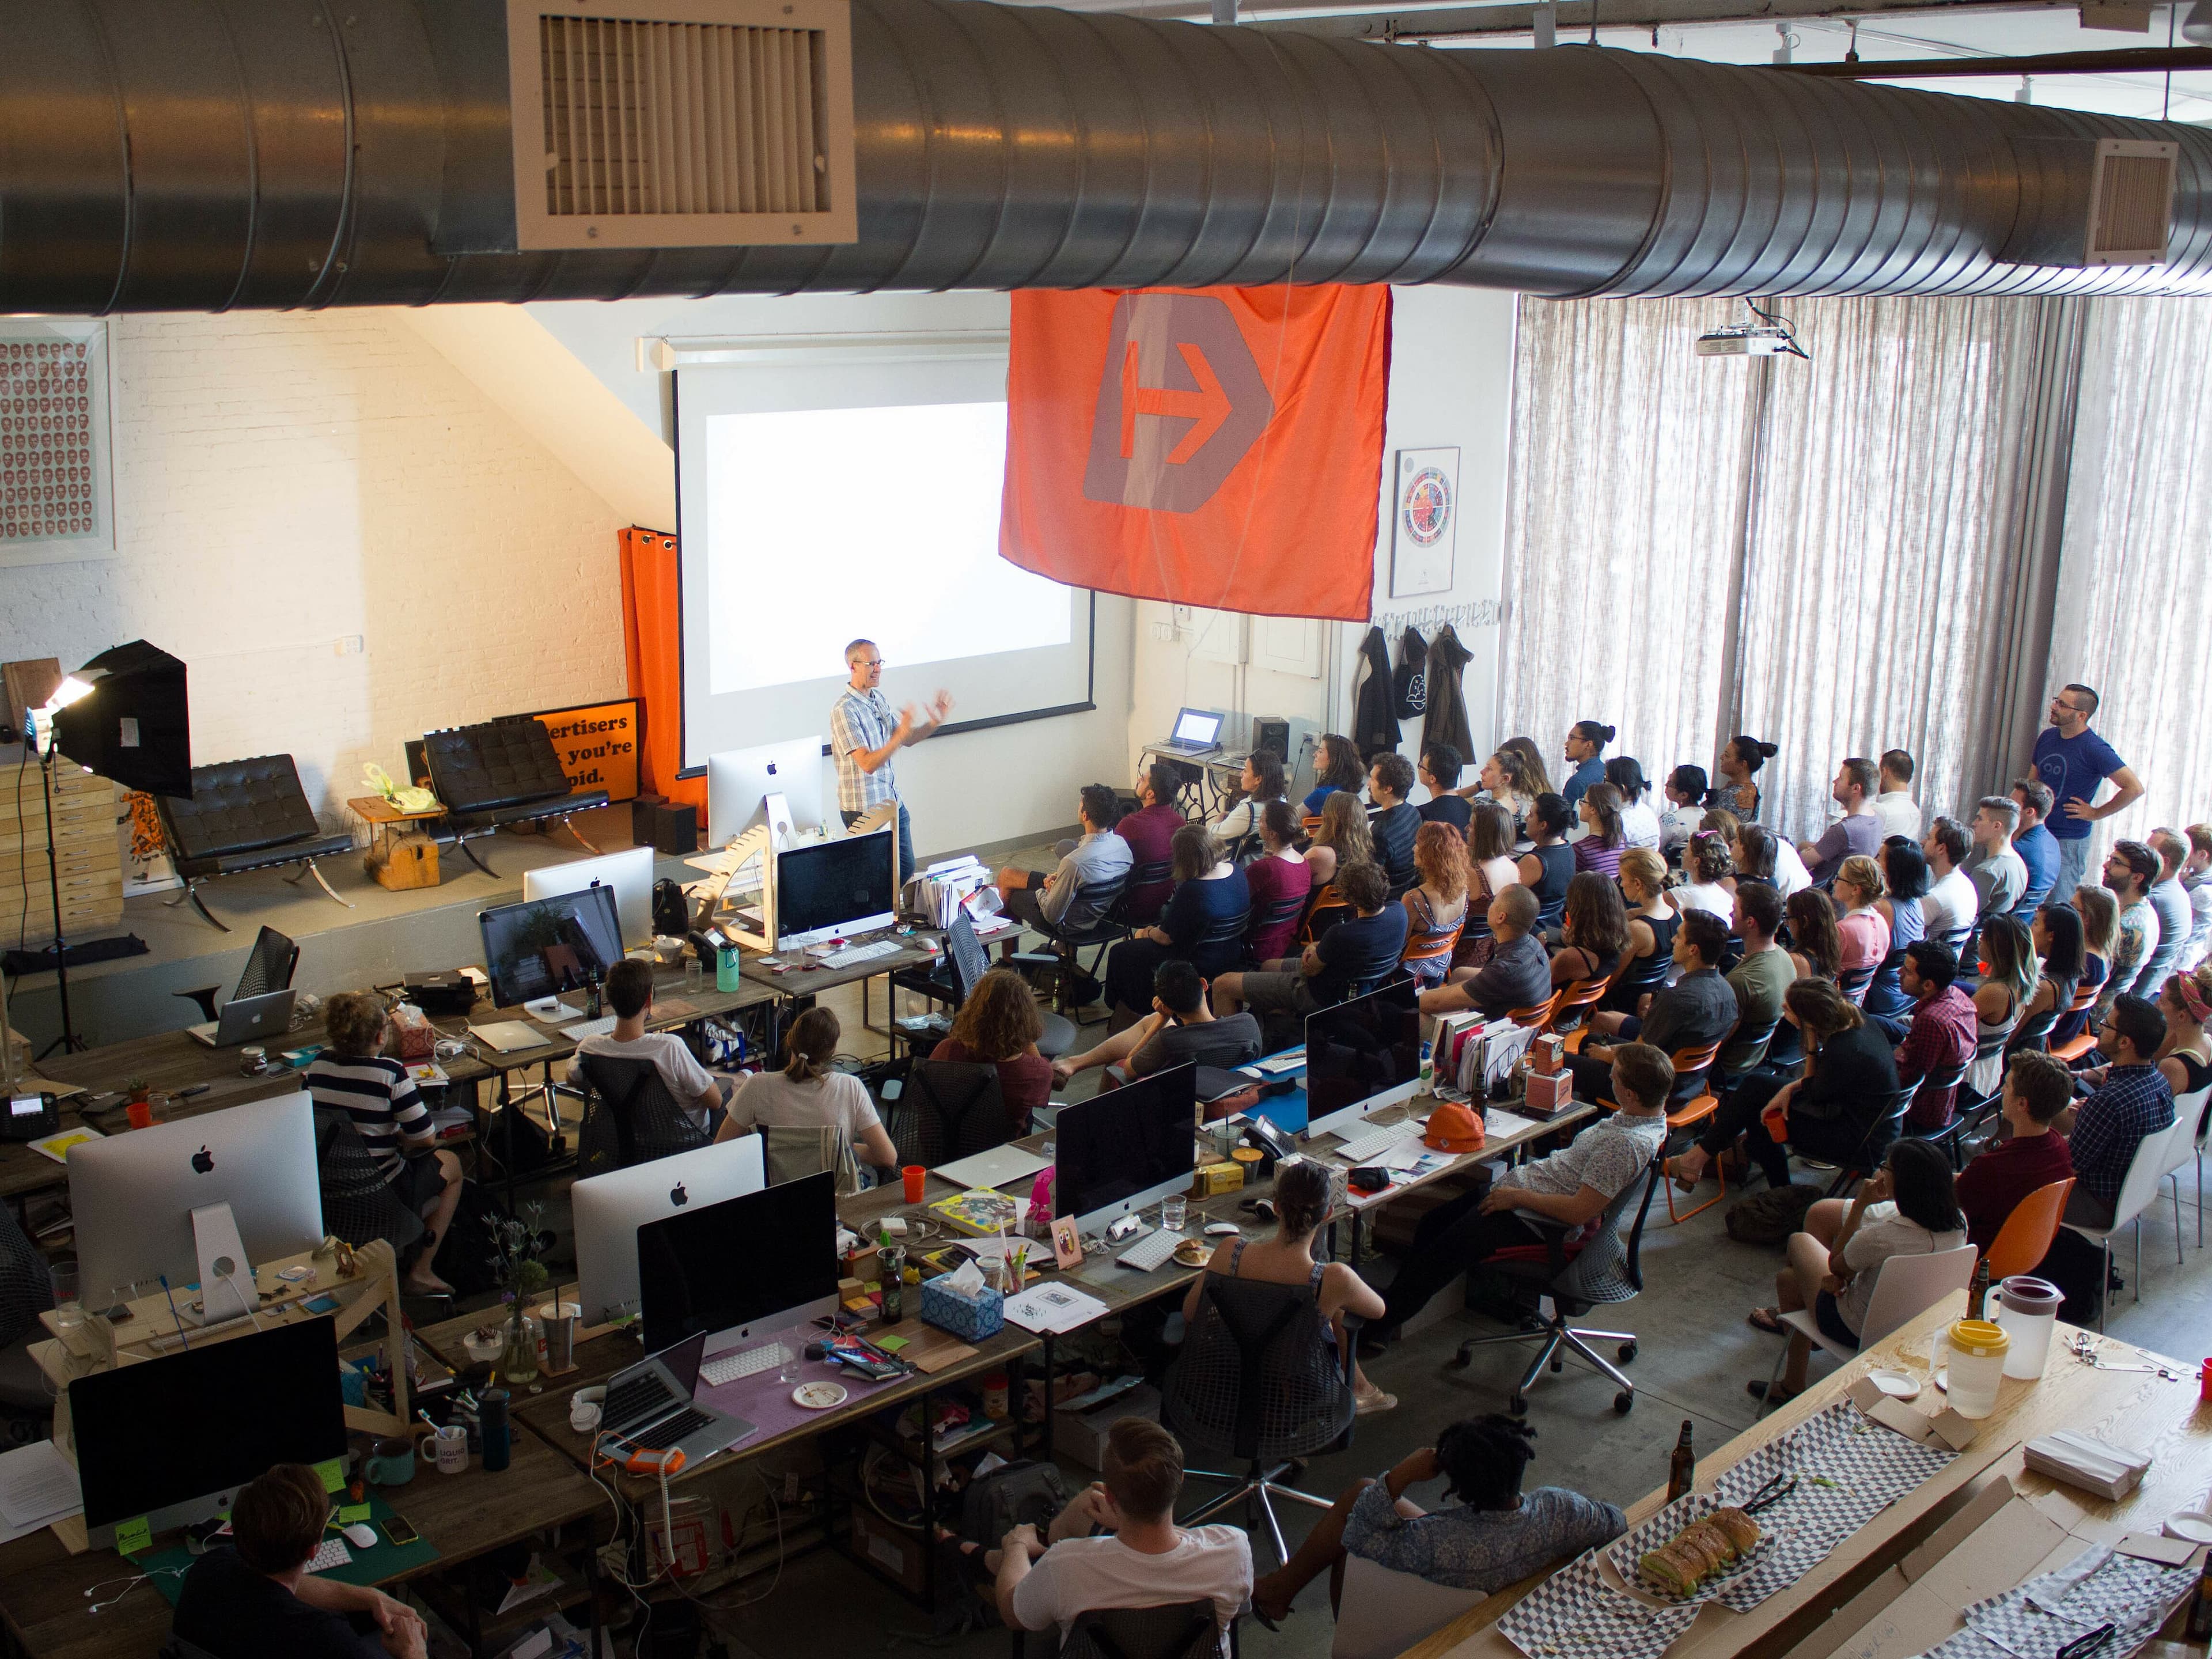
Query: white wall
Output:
[[0, 312, 628, 828]]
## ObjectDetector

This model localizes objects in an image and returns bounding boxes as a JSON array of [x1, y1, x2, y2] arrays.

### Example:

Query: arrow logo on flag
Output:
[[1121, 340, 1230, 465], [1084, 293, 1275, 513]]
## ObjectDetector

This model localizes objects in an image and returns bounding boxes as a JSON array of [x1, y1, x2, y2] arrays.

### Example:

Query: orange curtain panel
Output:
[[1000, 285, 1392, 622], [616, 525, 707, 816]]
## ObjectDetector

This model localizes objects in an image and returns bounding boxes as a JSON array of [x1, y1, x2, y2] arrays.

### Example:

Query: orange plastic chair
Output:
[[1507, 990, 1564, 1031], [1657, 1039, 1729, 1225], [1397, 895, 1466, 979], [1986, 1176, 2075, 1280], [1559, 961, 1629, 1055], [2047, 982, 2103, 1065]]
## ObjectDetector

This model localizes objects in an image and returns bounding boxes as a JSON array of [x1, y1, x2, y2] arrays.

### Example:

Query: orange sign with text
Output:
[[532, 699, 641, 802]]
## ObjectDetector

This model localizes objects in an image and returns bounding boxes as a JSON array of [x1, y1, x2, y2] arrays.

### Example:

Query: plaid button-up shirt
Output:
[[830, 685, 899, 813], [2069, 1062, 2175, 1210]]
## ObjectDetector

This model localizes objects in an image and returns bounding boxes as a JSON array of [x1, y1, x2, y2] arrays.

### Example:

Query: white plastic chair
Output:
[[1761, 1244, 1978, 1412], [2062, 1116, 2190, 1331], [2158, 1084, 2209, 1251], [1330, 1555, 1487, 1659]]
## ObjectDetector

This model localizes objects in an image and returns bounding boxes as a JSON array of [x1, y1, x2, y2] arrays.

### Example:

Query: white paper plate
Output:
[[793, 1381, 848, 1410], [2164, 1509, 2212, 1544], [1866, 1368, 1922, 1400]]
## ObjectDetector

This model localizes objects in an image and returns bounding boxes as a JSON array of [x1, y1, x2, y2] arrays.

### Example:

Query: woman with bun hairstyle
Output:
[[1710, 735, 1779, 822], [1560, 720, 1613, 809]]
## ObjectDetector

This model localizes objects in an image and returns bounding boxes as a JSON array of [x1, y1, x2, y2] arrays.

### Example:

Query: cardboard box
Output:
[[1193, 1161, 1245, 1196], [1052, 1377, 1162, 1469], [1525, 1070, 1573, 1115], [849, 1503, 928, 1595]]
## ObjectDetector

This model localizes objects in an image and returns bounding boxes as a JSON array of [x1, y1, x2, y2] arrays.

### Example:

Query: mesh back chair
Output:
[[1987, 1177, 2074, 1281], [421, 717, 609, 877], [760, 1125, 863, 1194], [1824, 1085, 1918, 1197], [154, 754, 357, 931], [892, 1060, 1013, 1166], [313, 1107, 428, 1263], [173, 925, 299, 1024], [1013, 872, 1132, 1016], [573, 1053, 713, 1179], [1165, 1271, 1358, 1567], [1759, 1244, 1978, 1411], [1068, 1601, 1228, 1659], [0, 1205, 54, 1425], [1451, 1149, 1664, 1415]]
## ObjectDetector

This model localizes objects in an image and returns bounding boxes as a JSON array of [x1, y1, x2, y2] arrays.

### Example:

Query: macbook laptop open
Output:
[[598, 1333, 755, 1465], [186, 988, 297, 1048], [1160, 708, 1224, 755]]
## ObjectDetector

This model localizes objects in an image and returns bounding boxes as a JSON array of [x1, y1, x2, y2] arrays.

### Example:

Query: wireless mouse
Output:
[[342, 1522, 380, 1549]]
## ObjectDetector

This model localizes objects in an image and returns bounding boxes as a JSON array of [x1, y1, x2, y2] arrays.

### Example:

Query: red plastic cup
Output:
[[902, 1165, 927, 1203], [1760, 1103, 1789, 1143], [126, 1100, 154, 1131]]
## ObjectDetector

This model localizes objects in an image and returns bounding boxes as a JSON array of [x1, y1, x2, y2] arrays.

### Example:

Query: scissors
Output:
[[1741, 1471, 1799, 1516], [2054, 1622, 2116, 1659]]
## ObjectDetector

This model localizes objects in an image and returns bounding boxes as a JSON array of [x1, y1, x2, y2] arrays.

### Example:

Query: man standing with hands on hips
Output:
[[830, 638, 951, 887], [2032, 683, 2143, 905]]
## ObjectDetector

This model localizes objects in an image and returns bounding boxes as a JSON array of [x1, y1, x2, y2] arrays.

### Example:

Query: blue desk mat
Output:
[[141, 1492, 441, 1607]]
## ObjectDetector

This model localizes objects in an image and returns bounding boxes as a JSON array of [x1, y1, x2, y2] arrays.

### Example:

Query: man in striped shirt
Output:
[[830, 638, 952, 888], [305, 991, 462, 1296]]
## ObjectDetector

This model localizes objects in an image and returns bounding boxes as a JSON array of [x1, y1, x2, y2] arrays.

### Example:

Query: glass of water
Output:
[[48, 1263, 81, 1337], [1160, 1196, 1188, 1234]]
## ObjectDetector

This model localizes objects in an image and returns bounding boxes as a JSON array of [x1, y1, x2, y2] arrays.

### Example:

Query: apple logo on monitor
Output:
[[766, 762, 780, 777], [669, 1181, 688, 1207], [191, 1146, 214, 1175]]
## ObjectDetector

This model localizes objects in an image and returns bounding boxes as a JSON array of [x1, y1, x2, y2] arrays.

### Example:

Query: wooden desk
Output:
[[1403, 1294, 2212, 1659]]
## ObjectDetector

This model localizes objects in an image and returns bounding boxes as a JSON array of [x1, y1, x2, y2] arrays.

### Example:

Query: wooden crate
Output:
[[0, 762, 124, 945]]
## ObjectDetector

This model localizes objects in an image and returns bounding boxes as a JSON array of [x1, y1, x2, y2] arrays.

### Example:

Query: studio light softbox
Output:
[[51, 641, 191, 798]]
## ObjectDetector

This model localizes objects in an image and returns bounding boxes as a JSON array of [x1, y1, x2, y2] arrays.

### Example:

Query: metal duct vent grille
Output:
[[507, 0, 856, 252], [2090, 145, 2177, 263]]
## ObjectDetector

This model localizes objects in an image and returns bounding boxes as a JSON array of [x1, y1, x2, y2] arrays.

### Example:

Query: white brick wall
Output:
[[0, 311, 627, 827]]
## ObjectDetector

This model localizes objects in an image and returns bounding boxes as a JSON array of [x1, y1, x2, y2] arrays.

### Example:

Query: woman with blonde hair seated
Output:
[[1602, 848, 1679, 1016], [1399, 822, 1470, 989], [931, 968, 1051, 1135]]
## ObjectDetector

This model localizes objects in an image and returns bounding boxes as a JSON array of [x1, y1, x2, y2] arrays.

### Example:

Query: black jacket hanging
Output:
[[1353, 625, 1401, 759], [1423, 624, 1476, 766], [1392, 628, 1429, 719]]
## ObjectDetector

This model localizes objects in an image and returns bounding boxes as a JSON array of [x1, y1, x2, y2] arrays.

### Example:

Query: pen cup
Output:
[[902, 1165, 927, 1203]]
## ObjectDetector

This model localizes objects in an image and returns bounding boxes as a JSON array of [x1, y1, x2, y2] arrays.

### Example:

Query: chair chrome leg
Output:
[[1760, 1338, 1788, 1419], [1260, 1483, 1336, 1513], [298, 858, 355, 910], [1252, 1484, 1290, 1568], [456, 835, 498, 878], [164, 880, 231, 931], [1558, 1332, 1637, 1393], [562, 815, 603, 856]]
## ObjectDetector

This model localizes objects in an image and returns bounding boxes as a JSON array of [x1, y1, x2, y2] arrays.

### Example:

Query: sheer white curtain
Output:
[[2050, 296, 2212, 848], [1499, 297, 1757, 789]]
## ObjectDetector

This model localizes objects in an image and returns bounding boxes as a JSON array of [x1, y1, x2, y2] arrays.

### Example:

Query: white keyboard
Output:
[[1253, 1050, 1307, 1074], [1114, 1228, 1183, 1271], [699, 1340, 792, 1387], [1334, 1123, 1421, 1165], [564, 1016, 618, 1040], [307, 1536, 353, 1573], [820, 940, 902, 969]]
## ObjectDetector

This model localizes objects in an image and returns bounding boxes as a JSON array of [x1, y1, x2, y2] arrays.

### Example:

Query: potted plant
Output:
[[123, 1078, 154, 1130], [488, 1203, 552, 1385]]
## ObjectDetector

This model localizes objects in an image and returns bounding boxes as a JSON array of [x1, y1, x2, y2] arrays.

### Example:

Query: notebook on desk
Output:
[[467, 1021, 553, 1054], [934, 1144, 1051, 1192]]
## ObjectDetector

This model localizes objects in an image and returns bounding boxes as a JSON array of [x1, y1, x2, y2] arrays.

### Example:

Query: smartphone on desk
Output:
[[381, 1516, 422, 1548]]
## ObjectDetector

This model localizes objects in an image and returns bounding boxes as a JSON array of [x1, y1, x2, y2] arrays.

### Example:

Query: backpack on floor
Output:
[[960, 1459, 1072, 1550], [1724, 1183, 1822, 1246]]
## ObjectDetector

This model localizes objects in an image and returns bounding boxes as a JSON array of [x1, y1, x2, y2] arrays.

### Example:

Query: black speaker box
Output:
[[1251, 717, 1291, 762], [632, 796, 699, 855]]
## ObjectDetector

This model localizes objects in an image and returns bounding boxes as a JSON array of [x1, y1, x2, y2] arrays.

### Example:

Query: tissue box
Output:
[[920, 1277, 1005, 1342]]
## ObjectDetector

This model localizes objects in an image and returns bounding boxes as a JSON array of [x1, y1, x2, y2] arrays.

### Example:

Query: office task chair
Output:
[[154, 755, 356, 931], [1010, 870, 1132, 1018], [1451, 1149, 1663, 1417], [892, 1059, 1014, 1166], [1018, 1600, 1233, 1659], [421, 717, 610, 877], [0, 1207, 54, 1442], [173, 924, 299, 1025], [573, 1053, 714, 1179], [312, 1107, 429, 1265], [1165, 1271, 1358, 1569], [1758, 1244, 1977, 1411]]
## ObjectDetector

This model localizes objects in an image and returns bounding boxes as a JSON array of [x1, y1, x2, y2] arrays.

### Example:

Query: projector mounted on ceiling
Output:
[[1695, 328, 1796, 358]]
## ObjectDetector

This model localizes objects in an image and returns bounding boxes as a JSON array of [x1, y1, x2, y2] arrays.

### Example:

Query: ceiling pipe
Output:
[[2, 0, 2209, 313], [1775, 44, 2212, 73]]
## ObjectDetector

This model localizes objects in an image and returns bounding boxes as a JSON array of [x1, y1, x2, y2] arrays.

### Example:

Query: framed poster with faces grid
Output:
[[1, 320, 115, 567]]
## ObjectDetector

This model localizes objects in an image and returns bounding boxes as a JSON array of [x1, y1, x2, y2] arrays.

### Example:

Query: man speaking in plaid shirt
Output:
[[830, 638, 952, 887]]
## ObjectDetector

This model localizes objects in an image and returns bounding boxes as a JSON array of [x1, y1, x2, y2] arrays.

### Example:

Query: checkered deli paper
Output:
[[1914, 1544, 2202, 1659], [1498, 1555, 1701, 1659]]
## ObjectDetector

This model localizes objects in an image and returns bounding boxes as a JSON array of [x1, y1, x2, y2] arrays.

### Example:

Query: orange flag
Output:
[[1001, 285, 1392, 623]]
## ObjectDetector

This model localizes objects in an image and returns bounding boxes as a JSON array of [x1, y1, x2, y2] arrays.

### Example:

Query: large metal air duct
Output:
[[3, 0, 2209, 312]]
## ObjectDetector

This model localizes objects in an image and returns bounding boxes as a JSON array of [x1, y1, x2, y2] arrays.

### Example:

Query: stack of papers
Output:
[[0, 1442, 82, 1543], [1003, 1284, 1111, 1335], [2023, 1430, 2152, 1501]]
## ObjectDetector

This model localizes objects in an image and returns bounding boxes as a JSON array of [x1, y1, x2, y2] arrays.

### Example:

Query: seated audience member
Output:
[[1368, 1043, 1673, 1346], [564, 959, 735, 1132], [2183, 824, 2212, 972], [1604, 849, 1680, 1014], [1966, 797, 2029, 935], [2008, 903, 2085, 1059], [1417, 744, 1474, 832], [1055, 960, 1262, 1088], [718, 1006, 897, 1171], [1461, 746, 1539, 840], [1710, 734, 1778, 822], [1919, 817, 1979, 951], [1559, 720, 1613, 809], [1241, 801, 1312, 964], [931, 968, 1051, 1135], [1721, 880, 1794, 1075], [1956, 1051, 2075, 1256], [1516, 793, 1576, 930], [1866, 839, 1929, 1024], [1732, 823, 1813, 899], [1217, 861, 1407, 1022], [1251, 1417, 1624, 1623], [1672, 830, 1735, 923], [1748, 1139, 1965, 1402], [1661, 766, 1707, 857], [1302, 733, 1366, 818], [1891, 941, 1979, 1130], [1965, 915, 2035, 1100], [1105, 825, 1251, 1023], [1401, 822, 1471, 988], [1119, 763, 1190, 923], [2154, 963, 2211, 1101], [2061, 994, 2175, 1228], [1181, 1158, 1391, 1415], [994, 1419, 1251, 1654], [1304, 789, 1375, 892], [2141, 828, 2194, 993], [998, 784, 1134, 933], [1367, 752, 1422, 891], [173, 1463, 426, 1659], [1606, 757, 1661, 850], [1567, 910, 1737, 1101], [1833, 855, 1891, 987], [1672, 977, 1896, 1197], [1420, 884, 1548, 1018], [1213, 748, 1287, 854], [2008, 778, 2060, 919], [1872, 749, 1922, 843], [1497, 736, 1558, 806], [1549, 872, 1629, 991], [1797, 756, 1884, 887], [1573, 783, 1627, 881], [2101, 839, 2162, 1010], [309, 991, 463, 1295], [1456, 801, 1524, 972], [2058, 883, 2118, 1045], [1786, 888, 1844, 986]]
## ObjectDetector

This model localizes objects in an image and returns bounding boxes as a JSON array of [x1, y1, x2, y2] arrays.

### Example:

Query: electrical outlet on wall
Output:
[[334, 635, 365, 657]]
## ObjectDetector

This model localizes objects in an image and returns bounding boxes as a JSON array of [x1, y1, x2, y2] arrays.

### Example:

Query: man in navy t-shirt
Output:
[[2030, 683, 2143, 905]]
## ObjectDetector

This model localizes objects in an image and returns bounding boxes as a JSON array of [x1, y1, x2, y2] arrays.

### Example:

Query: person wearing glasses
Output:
[[830, 638, 952, 887], [2056, 994, 2174, 1229], [2031, 683, 2144, 906]]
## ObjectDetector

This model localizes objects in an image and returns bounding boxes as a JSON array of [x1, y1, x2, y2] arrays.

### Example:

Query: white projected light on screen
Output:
[[704, 402, 1070, 696]]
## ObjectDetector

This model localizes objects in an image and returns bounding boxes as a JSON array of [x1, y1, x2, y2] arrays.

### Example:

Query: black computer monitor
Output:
[[1302, 979, 1423, 1141], [638, 1172, 843, 1363], [69, 1317, 348, 1547], [1054, 1065, 1200, 1233], [478, 884, 623, 1008], [776, 830, 897, 948]]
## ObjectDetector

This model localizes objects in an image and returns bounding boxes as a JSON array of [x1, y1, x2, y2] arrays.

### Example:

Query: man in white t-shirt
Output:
[[1872, 749, 1922, 843], [997, 1419, 1251, 1654], [565, 959, 731, 1135], [1919, 817, 1980, 950]]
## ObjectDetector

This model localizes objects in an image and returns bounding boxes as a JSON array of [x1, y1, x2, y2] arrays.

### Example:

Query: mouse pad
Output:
[[143, 1492, 441, 1605]]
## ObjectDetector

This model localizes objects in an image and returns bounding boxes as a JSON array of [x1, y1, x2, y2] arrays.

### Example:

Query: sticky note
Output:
[[338, 1503, 372, 1525], [875, 1335, 908, 1351], [113, 1517, 151, 1557], [313, 1457, 347, 1494]]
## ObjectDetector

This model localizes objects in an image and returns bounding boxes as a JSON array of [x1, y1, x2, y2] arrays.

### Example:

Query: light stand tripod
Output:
[[29, 711, 84, 1056]]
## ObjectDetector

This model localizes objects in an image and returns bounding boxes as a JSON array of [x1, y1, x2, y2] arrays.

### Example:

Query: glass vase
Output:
[[499, 1300, 540, 1385]]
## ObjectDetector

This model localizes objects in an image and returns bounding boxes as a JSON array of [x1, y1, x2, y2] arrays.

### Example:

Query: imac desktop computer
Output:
[[707, 735, 826, 849], [573, 1135, 767, 1325], [478, 884, 624, 1008], [1054, 1065, 1202, 1234], [1301, 980, 1424, 1142], [637, 1171, 843, 1387], [69, 1093, 324, 1315], [70, 1316, 349, 1550], [775, 828, 898, 950], [524, 845, 657, 950]]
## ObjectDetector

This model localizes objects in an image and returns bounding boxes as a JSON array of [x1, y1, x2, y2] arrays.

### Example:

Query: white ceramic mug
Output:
[[420, 1424, 468, 1475]]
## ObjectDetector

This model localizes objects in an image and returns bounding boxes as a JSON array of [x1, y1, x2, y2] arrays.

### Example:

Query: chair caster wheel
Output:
[[1618, 1343, 1638, 1363], [1615, 1391, 1635, 1415], [1550, 1357, 1563, 1372], [1508, 1392, 1528, 1416], [1449, 1351, 1471, 1372]]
